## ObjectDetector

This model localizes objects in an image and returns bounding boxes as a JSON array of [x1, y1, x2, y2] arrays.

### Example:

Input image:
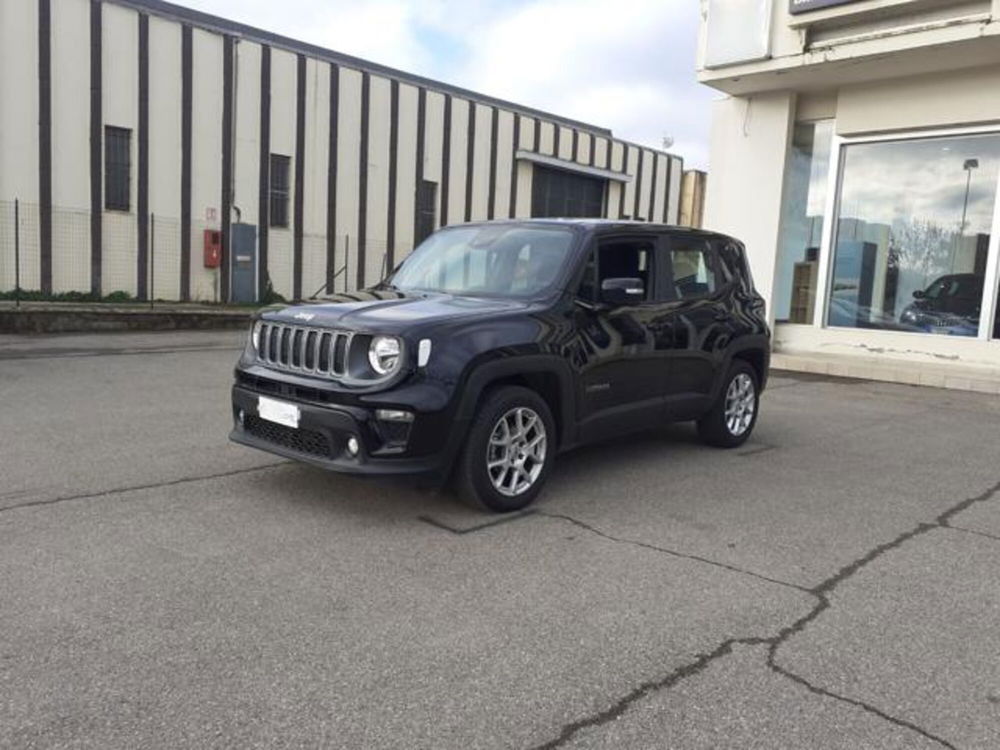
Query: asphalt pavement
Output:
[[1, 330, 999, 749]]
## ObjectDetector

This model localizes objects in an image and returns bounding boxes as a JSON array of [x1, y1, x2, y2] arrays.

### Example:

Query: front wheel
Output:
[[697, 361, 760, 448], [454, 386, 556, 512]]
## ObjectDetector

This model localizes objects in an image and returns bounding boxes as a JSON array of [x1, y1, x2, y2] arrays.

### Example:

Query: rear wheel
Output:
[[697, 361, 759, 448], [455, 386, 555, 512]]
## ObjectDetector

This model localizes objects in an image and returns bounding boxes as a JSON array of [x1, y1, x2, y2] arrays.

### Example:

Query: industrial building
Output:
[[700, 0, 1000, 391], [0, 0, 694, 304]]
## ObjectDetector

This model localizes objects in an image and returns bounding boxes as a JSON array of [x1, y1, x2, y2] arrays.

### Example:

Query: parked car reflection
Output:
[[899, 273, 982, 336]]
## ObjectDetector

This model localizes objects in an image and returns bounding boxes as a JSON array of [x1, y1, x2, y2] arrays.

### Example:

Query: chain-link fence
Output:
[[0, 199, 404, 307]]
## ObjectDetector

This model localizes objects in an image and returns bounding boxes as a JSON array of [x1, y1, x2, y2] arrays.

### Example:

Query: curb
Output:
[[0, 308, 252, 334]]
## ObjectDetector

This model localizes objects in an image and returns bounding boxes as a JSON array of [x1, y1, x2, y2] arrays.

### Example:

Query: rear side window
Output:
[[666, 236, 716, 300]]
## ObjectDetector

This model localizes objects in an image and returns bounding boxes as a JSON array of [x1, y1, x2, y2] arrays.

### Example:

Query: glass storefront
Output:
[[774, 120, 834, 324], [827, 132, 1000, 337]]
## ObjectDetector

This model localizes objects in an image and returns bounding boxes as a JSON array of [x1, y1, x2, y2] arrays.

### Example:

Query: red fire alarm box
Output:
[[203, 230, 222, 269]]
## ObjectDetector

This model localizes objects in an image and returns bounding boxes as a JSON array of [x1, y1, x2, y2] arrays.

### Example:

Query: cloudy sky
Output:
[[180, 0, 716, 169]]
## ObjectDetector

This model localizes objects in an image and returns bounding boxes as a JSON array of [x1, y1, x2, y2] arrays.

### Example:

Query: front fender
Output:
[[453, 353, 577, 447]]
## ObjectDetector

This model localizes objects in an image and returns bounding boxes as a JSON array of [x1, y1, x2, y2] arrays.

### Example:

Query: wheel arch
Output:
[[455, 355, 576, 451]]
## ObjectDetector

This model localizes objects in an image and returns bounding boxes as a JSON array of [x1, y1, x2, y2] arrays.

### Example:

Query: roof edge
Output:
[[112, 0, 617, 136]]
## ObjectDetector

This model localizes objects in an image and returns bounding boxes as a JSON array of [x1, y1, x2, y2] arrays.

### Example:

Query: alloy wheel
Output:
[[724, 372, 756, 436], [486, 407, 547, 497]]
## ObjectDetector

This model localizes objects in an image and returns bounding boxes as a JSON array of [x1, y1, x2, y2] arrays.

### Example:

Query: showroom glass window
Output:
[[827, 133, 1000, 337], [774, 120, 834, 324]]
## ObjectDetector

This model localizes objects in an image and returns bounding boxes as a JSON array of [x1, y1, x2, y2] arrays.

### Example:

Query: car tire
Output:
[[455, 385, 556, 513], [697, 361, 760, 448]]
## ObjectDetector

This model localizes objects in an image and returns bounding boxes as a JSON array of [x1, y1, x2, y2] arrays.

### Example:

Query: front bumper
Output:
[[229, 385, 449, 477]]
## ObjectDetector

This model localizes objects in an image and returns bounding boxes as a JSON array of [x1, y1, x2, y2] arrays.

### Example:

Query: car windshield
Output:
[[388, 225, 575, 298]]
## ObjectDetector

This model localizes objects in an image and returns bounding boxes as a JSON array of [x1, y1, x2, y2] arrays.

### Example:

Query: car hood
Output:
[[260, 289, 534, 333]]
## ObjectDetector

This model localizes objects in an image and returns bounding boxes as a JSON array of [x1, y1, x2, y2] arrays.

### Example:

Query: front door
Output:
[[571, 233, 671, 441]]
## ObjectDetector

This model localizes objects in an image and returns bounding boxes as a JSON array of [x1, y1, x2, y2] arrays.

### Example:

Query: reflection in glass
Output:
[[827, 133, 1000, 337], [774, 121, 834, 324]]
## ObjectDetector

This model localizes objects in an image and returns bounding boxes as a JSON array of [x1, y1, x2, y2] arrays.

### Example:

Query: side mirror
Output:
[[601, 278, 645, 306], [912, 289, 926, 299]]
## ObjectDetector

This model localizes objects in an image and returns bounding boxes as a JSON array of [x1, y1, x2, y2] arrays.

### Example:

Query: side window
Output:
[[595, 238, 655, 301], [667, 237, 716, 300]]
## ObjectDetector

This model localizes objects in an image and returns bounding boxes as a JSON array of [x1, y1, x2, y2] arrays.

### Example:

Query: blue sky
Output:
[[181, 0, 716, 169]]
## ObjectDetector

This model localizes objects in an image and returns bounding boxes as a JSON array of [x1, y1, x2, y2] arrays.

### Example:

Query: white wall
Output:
[[493, 110, 515, 220], [301, 57, 329, 297], [365, 75, 391, 285], [422, 91, 445, 231], [51, 0, 91, 293], [266, 48, 296, 299], [102, 2, 139, 296], [1, 0, 40, 289], [393, 83, 419, 262], [446, 98, 470, 225], [335, 67, 362, 292], [469, 104, 492, 222], [704, 92, 795, 318], [148, 14, 183, 300], [837, 66, 1000, 136], [189, 29, 223, 302]]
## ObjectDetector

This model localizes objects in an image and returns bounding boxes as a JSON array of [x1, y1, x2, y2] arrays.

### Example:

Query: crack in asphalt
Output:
[[767, 656, 957, 749], [530, 478, 1000, 749], [530, 636, 774, 750], [943, 525, 1000, 543], [535, 511, 812, 594], [0, 462, 290, 515]]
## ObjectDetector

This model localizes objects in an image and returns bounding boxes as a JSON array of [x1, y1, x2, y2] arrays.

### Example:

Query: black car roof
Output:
[[453, 218, 736, 243]]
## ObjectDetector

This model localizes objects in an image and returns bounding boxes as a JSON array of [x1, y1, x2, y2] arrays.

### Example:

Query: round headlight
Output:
[[368, 336, 401, 375], [250, 321, 262, 351]]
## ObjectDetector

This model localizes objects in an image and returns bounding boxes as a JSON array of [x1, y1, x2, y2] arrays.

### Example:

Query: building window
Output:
[[269, 154, 291, 228], [827, 132, 1000, 337], [774, 120, 834, 324], [531, 165, 605, 219], [104, 126, 131, 211], [415, 180, 437, 246]]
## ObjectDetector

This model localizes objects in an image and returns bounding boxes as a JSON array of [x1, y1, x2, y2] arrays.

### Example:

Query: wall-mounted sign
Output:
[[789, 0, 864, 13], [705, 0, 773, 69]]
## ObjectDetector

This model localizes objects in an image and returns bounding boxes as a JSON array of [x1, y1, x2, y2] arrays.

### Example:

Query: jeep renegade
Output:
[[230, 220, 770, 512]]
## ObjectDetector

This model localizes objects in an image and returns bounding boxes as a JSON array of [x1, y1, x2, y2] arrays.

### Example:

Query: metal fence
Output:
[[0, 199, 392, 307]]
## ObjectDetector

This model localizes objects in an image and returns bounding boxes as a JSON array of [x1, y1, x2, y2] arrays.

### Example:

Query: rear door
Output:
[[656, 233, 733, 420]]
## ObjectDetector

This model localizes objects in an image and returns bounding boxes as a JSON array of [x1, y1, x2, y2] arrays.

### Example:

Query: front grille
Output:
[[257, 322, 353, 379], [243, 414, 332, 459]]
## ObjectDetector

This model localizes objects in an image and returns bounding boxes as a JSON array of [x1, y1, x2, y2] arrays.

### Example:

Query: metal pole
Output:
[[14, 199, 20, 308], [149, 213, 155, 309], [960, 168, 972, 236]]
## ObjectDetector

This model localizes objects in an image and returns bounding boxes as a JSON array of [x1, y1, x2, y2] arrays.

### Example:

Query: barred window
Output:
[[269, 154, 291, 228], [105, 126, 131, 211]]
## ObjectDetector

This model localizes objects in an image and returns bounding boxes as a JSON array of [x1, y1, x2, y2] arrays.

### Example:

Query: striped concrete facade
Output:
[[0, 0, 690, 302]]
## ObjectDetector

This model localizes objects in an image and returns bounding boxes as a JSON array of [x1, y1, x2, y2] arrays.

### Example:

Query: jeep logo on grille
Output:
[[293, 312, 316, 321]]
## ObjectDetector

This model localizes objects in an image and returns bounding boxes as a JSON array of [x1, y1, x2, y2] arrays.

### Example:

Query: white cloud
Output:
[[180, 0, 713, 168]]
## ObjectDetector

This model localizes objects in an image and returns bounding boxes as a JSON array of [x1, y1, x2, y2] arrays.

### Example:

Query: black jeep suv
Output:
[[230, 220, 769, 511]]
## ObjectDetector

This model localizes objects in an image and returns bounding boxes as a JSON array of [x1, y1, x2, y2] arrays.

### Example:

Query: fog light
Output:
[[237, 409, 245, 425], [376, 409, 414, 422], [346, 436, 360, 456]]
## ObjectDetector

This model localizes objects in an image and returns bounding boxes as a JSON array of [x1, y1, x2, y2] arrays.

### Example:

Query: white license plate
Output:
[[258, 396, 300, 429]]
